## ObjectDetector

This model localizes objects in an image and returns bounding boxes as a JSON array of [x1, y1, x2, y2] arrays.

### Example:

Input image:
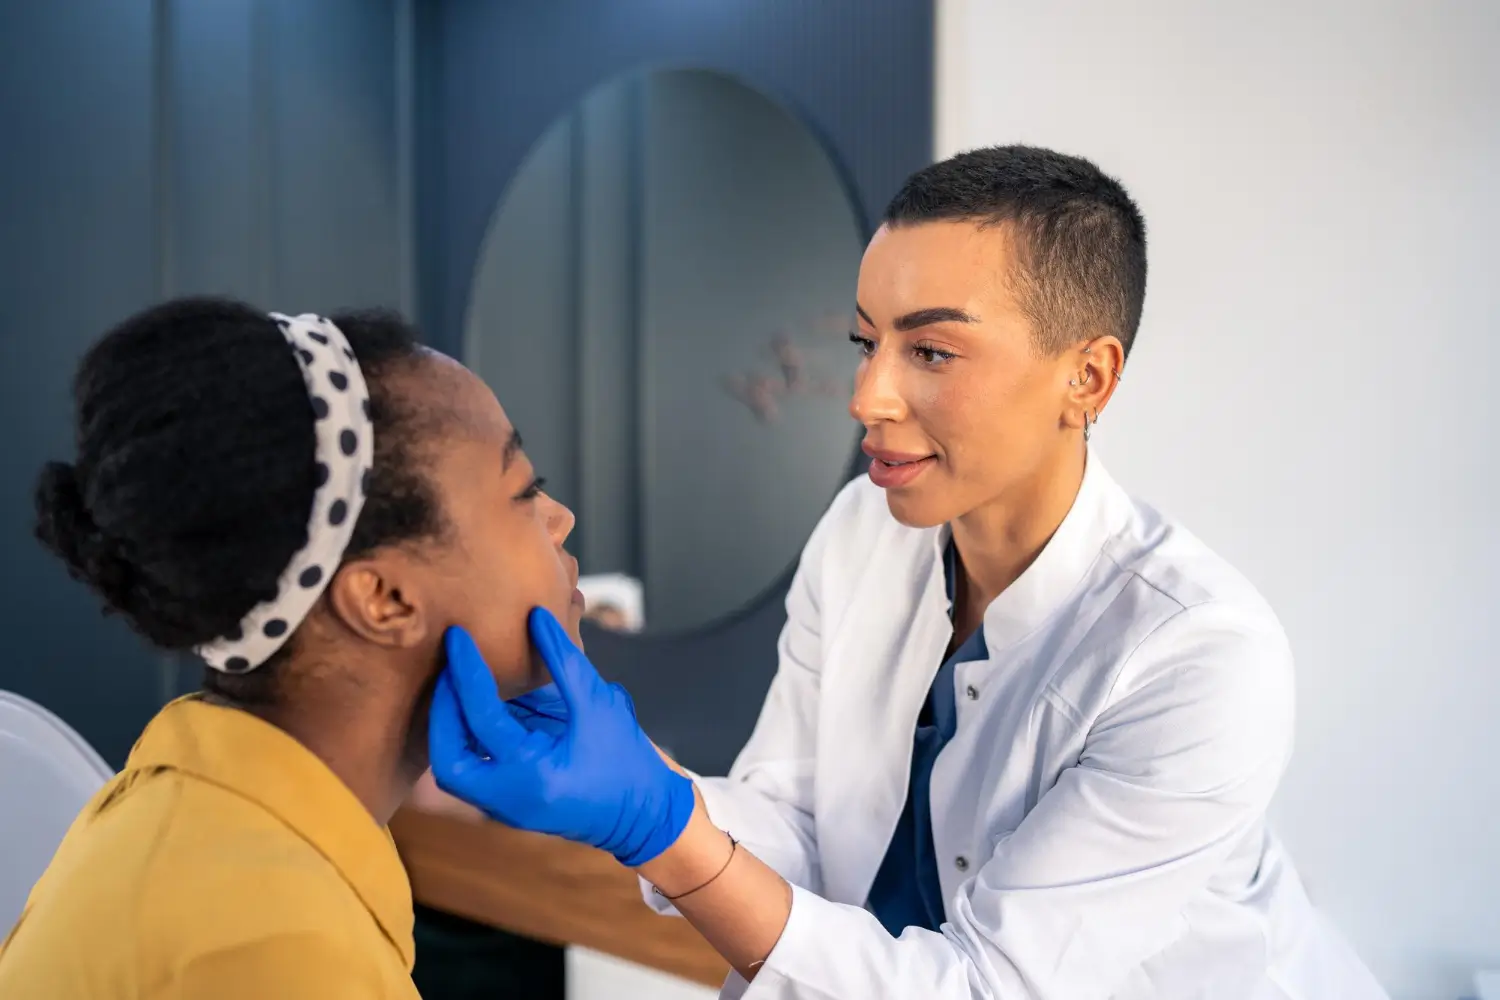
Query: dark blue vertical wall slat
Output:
[[417, 0, 933, 773], [575, 81, 643, 579], [264, 0, 402, 313], [169, 0, 258, 299]]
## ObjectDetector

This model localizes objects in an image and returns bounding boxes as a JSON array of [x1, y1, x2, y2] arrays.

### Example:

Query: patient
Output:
[[0, 297, 582, 999]]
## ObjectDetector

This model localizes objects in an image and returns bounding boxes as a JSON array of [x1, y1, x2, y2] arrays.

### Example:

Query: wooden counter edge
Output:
[[390, 806, 731, 989]]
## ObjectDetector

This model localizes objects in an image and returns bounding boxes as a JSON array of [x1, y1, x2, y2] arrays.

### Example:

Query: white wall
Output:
[[566, 947, 718, 1000], [935, 3, 1499, 997]]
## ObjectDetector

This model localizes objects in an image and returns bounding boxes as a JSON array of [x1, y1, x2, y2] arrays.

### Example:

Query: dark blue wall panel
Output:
[[0, 2, 166, 769], [0, 0, 929, 774], [0, 1, 406, 765]]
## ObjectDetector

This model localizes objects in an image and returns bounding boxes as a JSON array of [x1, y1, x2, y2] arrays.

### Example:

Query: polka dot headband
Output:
[[196, 313, 375, 674]]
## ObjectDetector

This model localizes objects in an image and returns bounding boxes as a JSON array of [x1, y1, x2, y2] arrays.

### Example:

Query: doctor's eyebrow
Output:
[[855, 304, 981, 331]]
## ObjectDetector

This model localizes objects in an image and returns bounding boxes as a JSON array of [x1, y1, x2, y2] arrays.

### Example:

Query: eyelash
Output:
[[519, 476, 547, 501], [848, 332, 957, 367]]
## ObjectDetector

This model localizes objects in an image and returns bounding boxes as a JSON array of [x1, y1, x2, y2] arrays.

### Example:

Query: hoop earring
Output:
[[1082, 410, 1092, 443], [1112, 366, 1124, 382], [1070, 369, 1092, 387]]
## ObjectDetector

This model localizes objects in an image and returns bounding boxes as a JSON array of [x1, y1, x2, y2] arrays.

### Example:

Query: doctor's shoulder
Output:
[[1106, 493, 1287, 637], [1095, 495, 1297, 764]]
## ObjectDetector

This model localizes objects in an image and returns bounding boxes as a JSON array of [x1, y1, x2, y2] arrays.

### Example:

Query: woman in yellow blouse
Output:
[[0, 297, 585, 998]]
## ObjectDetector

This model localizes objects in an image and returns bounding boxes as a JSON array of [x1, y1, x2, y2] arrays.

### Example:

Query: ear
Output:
[[1064, 335, 1125, 433], [324, 552, 431, 651]]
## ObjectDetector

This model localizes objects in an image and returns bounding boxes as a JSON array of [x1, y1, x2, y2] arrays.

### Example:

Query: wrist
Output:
[[635, 786, 728, 896], [610, 768, 696, 867]]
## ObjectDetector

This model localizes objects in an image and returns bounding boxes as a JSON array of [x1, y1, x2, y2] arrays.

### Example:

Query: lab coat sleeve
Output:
[[641, 481, 856, 914], [727, 601, 1297, 1000]]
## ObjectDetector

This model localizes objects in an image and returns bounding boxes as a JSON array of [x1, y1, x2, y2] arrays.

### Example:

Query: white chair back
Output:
[[0, 691, 113, 934]]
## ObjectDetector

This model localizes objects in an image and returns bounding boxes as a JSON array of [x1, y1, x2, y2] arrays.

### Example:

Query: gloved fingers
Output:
[[508, 683, 569, 726], [428, 672, 496, 799], [438, 628, 542, 762], [443, 626, 535, 747], [507, 701, 567, 728], [527, 607, 604, 723], [608, 682, 641, 723]]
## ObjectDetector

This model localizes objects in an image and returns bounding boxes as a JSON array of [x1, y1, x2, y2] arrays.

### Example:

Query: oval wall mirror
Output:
[[465, 68, 864, 635]]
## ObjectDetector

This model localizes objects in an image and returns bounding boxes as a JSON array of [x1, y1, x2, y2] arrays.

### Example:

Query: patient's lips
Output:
[[562, 554, 585, 608], [564, 553, 581, 597]]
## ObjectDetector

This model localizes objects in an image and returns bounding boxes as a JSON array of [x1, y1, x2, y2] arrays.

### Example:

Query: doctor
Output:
[[429, 145, 1387, 999]]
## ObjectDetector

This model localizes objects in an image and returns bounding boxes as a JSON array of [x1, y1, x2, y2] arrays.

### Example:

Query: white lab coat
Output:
[[644, 453, 1387, 1000]]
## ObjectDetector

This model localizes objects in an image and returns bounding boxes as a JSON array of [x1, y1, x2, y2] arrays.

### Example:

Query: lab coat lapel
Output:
[[817, 527, 953, 906]]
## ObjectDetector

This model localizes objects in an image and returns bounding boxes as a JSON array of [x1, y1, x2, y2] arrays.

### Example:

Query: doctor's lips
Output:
[[862, 443, 937, 489]]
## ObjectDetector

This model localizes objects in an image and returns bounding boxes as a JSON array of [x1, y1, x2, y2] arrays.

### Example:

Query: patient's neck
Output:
[[233, 663, 431, 827], [289, 703, 426, 827]]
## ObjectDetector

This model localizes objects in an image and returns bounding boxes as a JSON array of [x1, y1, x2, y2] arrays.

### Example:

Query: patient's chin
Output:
[[518, 643, 560, 694]]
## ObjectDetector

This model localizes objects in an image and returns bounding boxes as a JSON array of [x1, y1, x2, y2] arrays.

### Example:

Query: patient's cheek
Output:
[[472, 625, 544, 698], [517, 644, 552, 696]]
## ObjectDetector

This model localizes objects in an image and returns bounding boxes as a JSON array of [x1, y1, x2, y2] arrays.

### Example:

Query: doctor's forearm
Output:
[[636, 796, 792, 982]]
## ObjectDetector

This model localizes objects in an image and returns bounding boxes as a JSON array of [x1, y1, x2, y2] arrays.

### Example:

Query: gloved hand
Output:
[[429, 608, 696, 868], [505, 683, 569, 739]]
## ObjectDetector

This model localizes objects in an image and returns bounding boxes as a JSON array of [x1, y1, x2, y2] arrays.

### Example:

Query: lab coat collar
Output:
[[932, 447, 1128, 650], [126, 696, 417, 969]]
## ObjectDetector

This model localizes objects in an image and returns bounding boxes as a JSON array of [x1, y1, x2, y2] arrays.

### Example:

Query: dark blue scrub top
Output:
[[866, 541, 988, 935]]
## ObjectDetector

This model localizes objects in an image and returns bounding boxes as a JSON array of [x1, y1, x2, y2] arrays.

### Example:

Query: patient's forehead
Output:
[[388, 349, 508, 446]]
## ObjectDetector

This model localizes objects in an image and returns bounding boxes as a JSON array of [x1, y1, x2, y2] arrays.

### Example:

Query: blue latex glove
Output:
[[506, 683, 568, 739], [429, 608, 695, 867]]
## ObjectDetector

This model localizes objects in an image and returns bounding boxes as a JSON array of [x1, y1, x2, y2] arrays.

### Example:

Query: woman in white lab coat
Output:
[[428, 146, 1388, 999]]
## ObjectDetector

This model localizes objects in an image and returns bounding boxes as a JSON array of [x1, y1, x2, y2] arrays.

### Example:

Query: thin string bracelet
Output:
[[651, 832, 739, 901]]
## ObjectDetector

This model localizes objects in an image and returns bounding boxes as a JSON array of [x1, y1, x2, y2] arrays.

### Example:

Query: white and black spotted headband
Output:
[[196, 313, 375, 674]]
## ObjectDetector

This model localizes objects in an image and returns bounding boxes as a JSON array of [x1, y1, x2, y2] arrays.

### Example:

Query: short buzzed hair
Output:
[[884, 145, 1148, 358]]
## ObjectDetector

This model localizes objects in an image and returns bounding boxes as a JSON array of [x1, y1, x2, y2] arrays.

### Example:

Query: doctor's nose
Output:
[[849, 355, 910, 426]]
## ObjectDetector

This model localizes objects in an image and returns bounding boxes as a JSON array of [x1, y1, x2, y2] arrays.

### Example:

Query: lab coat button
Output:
[[964, 685, 979, 700], [954, 855, 969, 871]]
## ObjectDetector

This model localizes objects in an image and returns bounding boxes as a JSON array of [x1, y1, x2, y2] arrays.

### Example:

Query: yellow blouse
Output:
[[0, 697, 419, 999]]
